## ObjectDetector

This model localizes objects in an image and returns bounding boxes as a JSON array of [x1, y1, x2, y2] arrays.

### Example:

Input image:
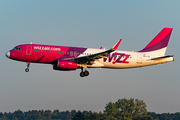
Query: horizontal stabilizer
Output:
[[150, 55, 174, 60]]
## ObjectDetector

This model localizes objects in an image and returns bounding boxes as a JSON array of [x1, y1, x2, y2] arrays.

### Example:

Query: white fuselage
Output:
[[79, 48, 174, 69]]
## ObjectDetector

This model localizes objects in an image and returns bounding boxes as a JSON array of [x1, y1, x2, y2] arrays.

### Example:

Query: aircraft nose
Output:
[[5, 51, 10, 58]]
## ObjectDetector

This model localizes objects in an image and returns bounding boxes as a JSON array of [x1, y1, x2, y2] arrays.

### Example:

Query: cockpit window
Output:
[[12, 47, 21, 50]]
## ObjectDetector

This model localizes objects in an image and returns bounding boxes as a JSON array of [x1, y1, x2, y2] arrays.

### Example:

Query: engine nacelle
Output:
[[53, 60, 78, 71]]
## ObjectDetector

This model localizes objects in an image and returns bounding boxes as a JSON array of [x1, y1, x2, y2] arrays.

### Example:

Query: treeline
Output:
[[0, 109, 80, 120], [1, 110, 180, 120], [0, 98, 180, 120], [148, 112, 180, 120], [0, 110, 153, 120]]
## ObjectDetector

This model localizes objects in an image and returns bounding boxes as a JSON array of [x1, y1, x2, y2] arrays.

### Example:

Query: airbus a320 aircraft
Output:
[[5, 28, 174, 77]]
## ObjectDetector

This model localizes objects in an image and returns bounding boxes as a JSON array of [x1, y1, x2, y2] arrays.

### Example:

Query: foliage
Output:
[[0, 109, 78, 120], [71, 98, 155, 120], [0, 98, 180, 120], [71, 111, 86, 120], [148, 112, 180, 120], [104, 98, 150, 120]]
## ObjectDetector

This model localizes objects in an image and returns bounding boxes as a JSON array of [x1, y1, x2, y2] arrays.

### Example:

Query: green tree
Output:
[[104, 101, 121, 119], [13, 109, 23, 120], [0, 113, 3, 118], [44, 110, 51, 119], [104, 98, 151, 120], [85, 111, 107, 120], [71, 111, 85, 120]]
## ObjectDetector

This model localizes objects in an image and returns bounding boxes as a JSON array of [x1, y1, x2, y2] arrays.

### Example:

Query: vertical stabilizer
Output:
[[139, 28, 173, 55]]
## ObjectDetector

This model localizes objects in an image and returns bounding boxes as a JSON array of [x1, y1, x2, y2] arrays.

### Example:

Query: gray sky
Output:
[[0, 0, 180, 113]]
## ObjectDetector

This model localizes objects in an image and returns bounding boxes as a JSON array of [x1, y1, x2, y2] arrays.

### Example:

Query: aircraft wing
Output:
[[67, 39, 122, 64]]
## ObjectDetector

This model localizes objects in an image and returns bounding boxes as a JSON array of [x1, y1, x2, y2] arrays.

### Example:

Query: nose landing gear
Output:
[[25, 62, 30, 72]]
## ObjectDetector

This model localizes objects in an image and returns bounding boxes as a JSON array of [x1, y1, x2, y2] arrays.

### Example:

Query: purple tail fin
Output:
[[139, 28, 173, 55]]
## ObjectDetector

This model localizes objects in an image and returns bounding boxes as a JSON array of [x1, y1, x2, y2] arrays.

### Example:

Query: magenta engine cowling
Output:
[[53, 60, 78, 71]]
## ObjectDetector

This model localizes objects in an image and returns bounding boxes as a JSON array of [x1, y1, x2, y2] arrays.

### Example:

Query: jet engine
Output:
[[53, 60, 78, 71]]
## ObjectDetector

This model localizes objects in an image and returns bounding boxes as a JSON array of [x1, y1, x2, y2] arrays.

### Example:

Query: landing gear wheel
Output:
[[84, 71, 89, 76], [25, 62, 30, 72], [80, 67, 89, 77], [80, 72, 85, 77], [25, 68, 29, 72]]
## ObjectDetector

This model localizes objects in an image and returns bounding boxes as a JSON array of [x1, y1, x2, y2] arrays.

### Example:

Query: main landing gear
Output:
[[80, 67, 89, 77], [25, 62, 30, 72]]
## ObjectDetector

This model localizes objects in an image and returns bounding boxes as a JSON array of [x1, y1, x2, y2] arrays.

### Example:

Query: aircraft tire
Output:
[[25, 68, 29, 72], [84, 71, 89, 76], [80, 72, 84, 77]]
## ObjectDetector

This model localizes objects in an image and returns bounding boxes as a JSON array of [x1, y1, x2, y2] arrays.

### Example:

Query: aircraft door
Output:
[[137, 54, 142, 64], [26, 45, 32, 55]]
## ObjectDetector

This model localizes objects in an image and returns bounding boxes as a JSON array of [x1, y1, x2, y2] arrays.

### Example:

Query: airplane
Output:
[[5, 28, 174, 77]]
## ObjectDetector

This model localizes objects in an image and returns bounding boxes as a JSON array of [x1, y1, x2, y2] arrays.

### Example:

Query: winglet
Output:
[[112, 39, 122, 50]]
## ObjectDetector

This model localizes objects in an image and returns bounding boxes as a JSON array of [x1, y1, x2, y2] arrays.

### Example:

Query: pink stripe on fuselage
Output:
[[10, 44, 70, 63], [9, 44, 87, 64]]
